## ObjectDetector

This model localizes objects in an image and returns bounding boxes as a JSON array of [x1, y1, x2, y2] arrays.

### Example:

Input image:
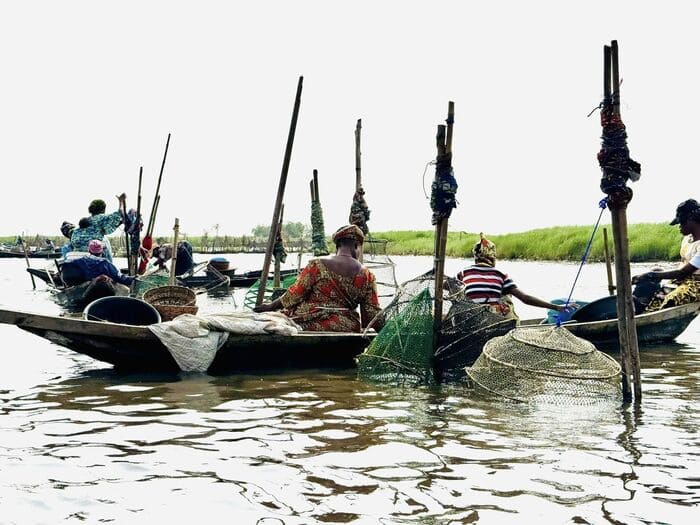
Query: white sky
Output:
[[0, 1, 696, 238]]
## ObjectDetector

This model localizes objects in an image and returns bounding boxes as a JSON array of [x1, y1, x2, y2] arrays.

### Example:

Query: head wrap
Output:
[[332, 224, 365, 244], [472, 233, 496, 264], [88, 199, 107, 215], [88, 239, 104, 255], [60, 221, 75, 238], [670, 198, 700, 225]]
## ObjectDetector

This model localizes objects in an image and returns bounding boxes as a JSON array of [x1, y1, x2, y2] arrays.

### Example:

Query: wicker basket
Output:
[[143, 285, 198, 321], [143, 285, 196, 306]]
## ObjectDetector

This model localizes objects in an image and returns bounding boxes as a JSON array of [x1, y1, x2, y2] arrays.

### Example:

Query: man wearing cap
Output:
[[253, 224, 382, 332], [633, 198, 700, 309], [60, 240, 134, 288]]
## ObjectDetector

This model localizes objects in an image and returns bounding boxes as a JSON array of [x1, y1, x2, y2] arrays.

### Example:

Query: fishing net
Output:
[[362, 237, 398, 304], [243, 273, 299, 311], [358, 270, 515, 384], [466, 327, 621, 405]]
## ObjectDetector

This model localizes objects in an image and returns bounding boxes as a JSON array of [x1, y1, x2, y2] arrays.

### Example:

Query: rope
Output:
[[557, 197, 608, 327]]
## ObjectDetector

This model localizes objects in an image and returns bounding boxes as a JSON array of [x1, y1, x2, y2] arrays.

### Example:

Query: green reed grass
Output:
[[371, 223, 683, 262]]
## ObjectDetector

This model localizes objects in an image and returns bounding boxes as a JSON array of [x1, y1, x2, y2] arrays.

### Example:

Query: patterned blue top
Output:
[[70, 211, 123, 261]]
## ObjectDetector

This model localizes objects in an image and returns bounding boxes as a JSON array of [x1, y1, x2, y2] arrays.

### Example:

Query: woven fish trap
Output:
[[466, 326, 621, 405]]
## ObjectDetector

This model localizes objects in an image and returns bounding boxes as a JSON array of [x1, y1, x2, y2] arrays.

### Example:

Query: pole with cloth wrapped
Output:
[[431, 101, 457, 336], [310, 169, 329, 256], [597, 40, 642, 403], [272, 205, 287, 289], [349, 119, 370, 262]]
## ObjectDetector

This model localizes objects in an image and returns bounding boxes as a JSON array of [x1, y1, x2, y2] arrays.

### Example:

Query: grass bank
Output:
[[371, 223, 682, 262], [2, 223, 683, 262]]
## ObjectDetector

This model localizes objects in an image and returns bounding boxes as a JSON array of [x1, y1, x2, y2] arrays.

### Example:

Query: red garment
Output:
[[280, 259, 380, 332]]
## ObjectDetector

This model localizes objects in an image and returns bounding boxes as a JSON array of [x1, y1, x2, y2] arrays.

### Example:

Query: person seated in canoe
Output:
[[150, 241, 195, 275], [59, 221, 76, 258], [457, 233, 574, 322], [60, 240, 135, 288], [633, 198, 700, 311], [253, 224, 383, 332]]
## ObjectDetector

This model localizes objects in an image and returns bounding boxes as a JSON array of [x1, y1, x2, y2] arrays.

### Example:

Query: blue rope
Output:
[[556, 197, 608, 327]]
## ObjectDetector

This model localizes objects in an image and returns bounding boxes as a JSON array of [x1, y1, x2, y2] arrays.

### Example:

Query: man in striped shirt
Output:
[[458, 234, 571, 321]]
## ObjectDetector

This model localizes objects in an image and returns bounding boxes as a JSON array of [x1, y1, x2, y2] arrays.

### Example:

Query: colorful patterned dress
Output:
[[279, 259, 381, 332]]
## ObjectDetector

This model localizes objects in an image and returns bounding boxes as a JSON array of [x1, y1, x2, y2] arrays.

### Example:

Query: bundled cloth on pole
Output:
[[598, 99, 641, 194], [349, 186, 371, 235], [273, 225, 287, 263], [430, 152, 458, 225], [310, 199, 329, 256]]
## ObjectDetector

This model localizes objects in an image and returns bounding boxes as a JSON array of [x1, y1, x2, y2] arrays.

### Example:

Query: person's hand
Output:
[[555, 303, 578, 312], [117, 193, 127, 203]]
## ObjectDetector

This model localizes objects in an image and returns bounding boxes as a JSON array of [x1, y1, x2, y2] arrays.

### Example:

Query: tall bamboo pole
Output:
[[273, 205, 284, 289], [355, 119, 362, 192], [605, 40, 642, 402], [602, 227, 615, 295], [133, 166, 143, 275], [147, 133, 171, 236], [432, 101, 454, 334], [256, 76, 303, 306]]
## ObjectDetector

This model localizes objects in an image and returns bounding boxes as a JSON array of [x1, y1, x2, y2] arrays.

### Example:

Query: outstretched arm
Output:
[[510, 287, 572, 312], [632, 262, 698, 284]]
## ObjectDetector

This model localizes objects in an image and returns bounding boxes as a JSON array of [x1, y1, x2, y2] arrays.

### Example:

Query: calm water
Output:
[[1, 255, 698, 524]]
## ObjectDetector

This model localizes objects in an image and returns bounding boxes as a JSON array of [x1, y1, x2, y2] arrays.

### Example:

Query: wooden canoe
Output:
[[0, 307, 375, 373], [520, 301, 700, 347]]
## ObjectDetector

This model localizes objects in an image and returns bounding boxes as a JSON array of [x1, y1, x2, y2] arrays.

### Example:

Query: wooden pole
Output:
[[607, 40, 642, 402], [147, 133, 171, 236], [21, 238, 36, 289], [133, 166, 143, 275], [273, 205, 284, 289], [256, 76, 303, 306], [313, 168, 320, 203], [603, 227, 615, 295], [355, 119, 362, 192], [169, 218, 179, 285], [310, 178, 316, 203]]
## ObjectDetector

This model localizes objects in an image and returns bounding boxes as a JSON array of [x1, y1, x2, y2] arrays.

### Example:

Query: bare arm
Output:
[[509, 287, 571, 312], [632, 262, 697, 284]]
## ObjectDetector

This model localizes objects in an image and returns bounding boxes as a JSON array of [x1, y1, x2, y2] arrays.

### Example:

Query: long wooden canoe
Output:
[[0, 307, 375, 373], [520, 301, 700, 347]]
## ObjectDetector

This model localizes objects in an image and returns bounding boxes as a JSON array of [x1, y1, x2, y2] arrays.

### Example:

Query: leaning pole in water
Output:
[[597, 40, 642, 403]]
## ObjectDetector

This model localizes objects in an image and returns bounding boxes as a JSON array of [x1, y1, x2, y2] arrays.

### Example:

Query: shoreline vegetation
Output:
[[2, 223, 682, 262]]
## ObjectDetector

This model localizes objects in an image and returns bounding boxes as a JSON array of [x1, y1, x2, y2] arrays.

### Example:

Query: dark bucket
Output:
[[84, 296, 162, 325], [570, 295, 618, 323]]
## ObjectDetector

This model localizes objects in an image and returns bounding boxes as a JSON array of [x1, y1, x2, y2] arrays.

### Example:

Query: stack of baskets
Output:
[[143, 285, 198, 322]]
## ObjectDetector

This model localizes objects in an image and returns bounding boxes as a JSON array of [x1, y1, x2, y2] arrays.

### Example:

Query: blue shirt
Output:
[[67, 255, 133, 286]]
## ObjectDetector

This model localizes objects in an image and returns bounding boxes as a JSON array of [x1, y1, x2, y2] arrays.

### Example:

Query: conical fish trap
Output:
[[466, 326, 621, 404]]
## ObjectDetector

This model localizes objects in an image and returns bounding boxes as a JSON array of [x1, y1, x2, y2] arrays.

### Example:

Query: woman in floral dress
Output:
[[254, 225, 382, 332]]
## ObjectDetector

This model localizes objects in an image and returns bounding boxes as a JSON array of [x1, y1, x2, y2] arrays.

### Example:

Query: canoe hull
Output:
[[0, 308, 373, 372], [521, 302, 700, 347]]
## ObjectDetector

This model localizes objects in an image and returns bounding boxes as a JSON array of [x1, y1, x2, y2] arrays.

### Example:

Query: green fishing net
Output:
[[357, 270, 517, 384], [133, 272, 170, 297], [243, 273, 299, 310], [357, 287, 436, 384]]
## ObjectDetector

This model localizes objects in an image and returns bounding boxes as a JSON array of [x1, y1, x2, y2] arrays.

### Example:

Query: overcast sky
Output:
[[1, 1, 696, 239]]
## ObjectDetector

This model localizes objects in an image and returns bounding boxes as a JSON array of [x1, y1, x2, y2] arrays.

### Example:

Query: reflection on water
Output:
[[1, 256, 699, 523]]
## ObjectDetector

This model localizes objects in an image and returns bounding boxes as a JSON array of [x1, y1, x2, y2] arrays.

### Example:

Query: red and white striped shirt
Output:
[[457, 264, 516, 304]]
